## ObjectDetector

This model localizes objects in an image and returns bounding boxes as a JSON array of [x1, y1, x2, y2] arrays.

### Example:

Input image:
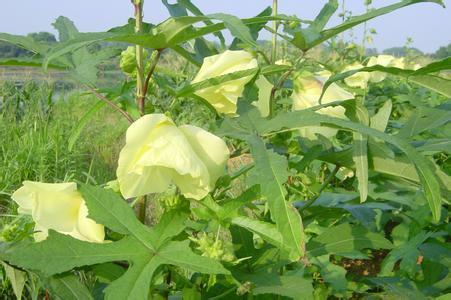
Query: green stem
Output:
[[132, 0, 148, 224], [134, 0, 146, 115], [137, 195, 147, 224], [268, 53, 305, 118], [360, 1, 370, 60], [301, 165, 340, 210], [84, 84, 134, 123], [142, 49, 162, 98], [271, 0, 278, 63]]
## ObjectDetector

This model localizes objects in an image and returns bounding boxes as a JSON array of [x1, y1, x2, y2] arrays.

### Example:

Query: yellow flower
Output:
[[390, 57, 405, 69], [275, 59, 292, 66], [12, 181, 104, 243], [343, 62, 370, 88], [192, 50, 273, 116], [116, 114, 229, 200], [367, 55, 396, 83], [292, 73, 354, 139]]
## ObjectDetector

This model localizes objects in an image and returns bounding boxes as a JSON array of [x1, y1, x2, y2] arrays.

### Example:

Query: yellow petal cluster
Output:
[[116, 114, 229, 200], [192, 50, 273, 116], [12, 181, 104, 243], [343, 62, 371, 88], [367, 55, 406, 82], [367, 55, 395, 83], [292, 73, 354, 139]]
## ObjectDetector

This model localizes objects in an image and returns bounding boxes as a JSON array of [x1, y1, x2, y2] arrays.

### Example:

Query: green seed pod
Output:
[[120, 46, 137, 75], [190, 233, 236, 263], [0, 224, 18, 242]]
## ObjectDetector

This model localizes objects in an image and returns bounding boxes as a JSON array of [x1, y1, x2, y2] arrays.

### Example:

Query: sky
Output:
[[0, 0, 449, 53]]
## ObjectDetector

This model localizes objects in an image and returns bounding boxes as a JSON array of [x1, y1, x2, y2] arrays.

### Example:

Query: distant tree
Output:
[[383, 47, 423, 56], [433, 43, 451, 59], [365, 48, 378, 56], [27, 32, 57, 43], [0, 32, 56, 58], [0, 42, 29, 58]]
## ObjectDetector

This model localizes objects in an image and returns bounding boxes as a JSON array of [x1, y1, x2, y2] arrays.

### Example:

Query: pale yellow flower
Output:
[[292, 73, 354, 139], [116, 114, 229, 200], [275, 59, 292, 66], [367, 55, 396, 83], [390, 57, 405, 69], [192, 50, 273, 116], [343, 62, 370, 88], [12, 181, 104, 243]]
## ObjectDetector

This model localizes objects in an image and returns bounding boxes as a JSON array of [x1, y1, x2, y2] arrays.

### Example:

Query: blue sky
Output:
[[0, 0, 449, 53]]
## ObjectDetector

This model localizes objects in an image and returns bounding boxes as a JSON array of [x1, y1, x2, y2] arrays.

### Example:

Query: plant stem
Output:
[[132, 0, 148, 224], [134, 0, 146, 115], [137, 195, 147, 224], [142, 49, 162, 97], [301, 165, 340, 210], [84, 84, 134, 123], [271, 0, 278, 63], [268, 53, 305, 118], [360, 1, 370, 60]]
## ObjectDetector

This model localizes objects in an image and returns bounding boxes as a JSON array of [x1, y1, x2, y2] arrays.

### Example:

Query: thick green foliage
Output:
[[0, 0, 450, 299]]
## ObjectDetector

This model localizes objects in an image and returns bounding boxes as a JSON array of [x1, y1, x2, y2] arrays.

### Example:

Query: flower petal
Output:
[[179, 125, 230, 188], [76, 202, 105, 243], [193, 50, 258, 115], [117, 115, 210, 199], [252, 76, 273, 117]]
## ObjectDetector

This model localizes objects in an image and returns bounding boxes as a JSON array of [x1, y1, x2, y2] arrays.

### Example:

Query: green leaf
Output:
[[79, 184, 155, 250], [1, 235, 125, 281], [208, 13, 258, 48], [103, 257, 161, 300], [0, 32, 49, 54], [412, 56, 451, 75], [370, 141, 451, 195], [351, 101, 370, 203], [41, 15, 299, 67], [70, 46, 122, 84], [311, 0, 339, 31], [176, 64, 288, 98], [414, 139, 451, 153], [252, 270, 313, 299], [170, 0, 226, 46], [177, 68, 258, 97], [312, 255, 347, 292], [306, 223, 393, 257], [1, 185, 228, 300], [247, 135, 304, 261], [148, 210, 188, 249], [367, 277, 427, 299], [43, 32, 115, 69], [370, 100, 392, 132], [230, 7, 272, 50], [397, 106, 451, 139], [322, 57, 451, 98], [2, 233, 147, 277], [230, 225, 255, 259], [1, 262, 26, 300], [254, 110, 443, 222], [49, 274, 94, 300], [302, 0, 444, 50], [0, 57, 64, 69], [219, 185, 260, 220], [231, 216, 285, 250], [157, 240, 230, 275], [53, 16, 80, 41], [380, 231, 432, 275]]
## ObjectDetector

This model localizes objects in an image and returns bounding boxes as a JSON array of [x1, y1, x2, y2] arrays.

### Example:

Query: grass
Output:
[[0, 79, 131, 297], [0, 80, 128, 216]]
